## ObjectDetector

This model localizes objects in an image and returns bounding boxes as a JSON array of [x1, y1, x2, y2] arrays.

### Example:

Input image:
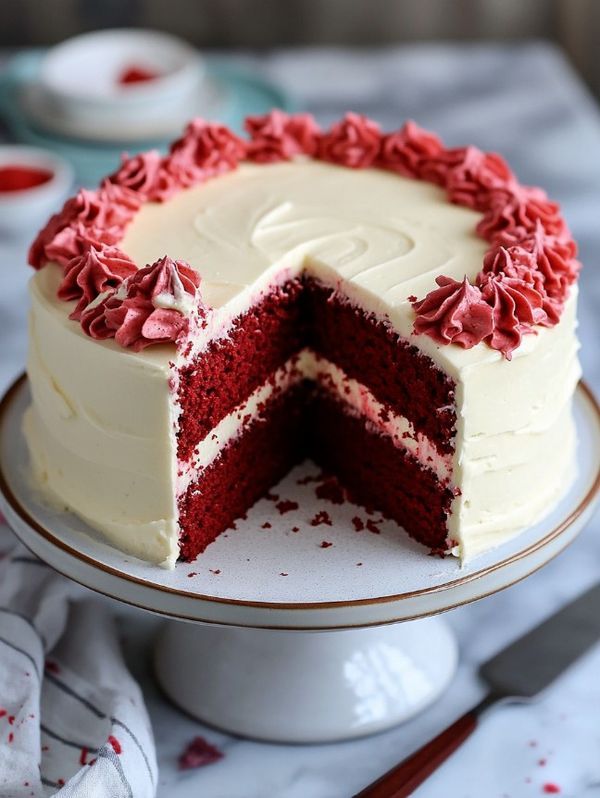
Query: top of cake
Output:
[[28, 111, 580, 366]]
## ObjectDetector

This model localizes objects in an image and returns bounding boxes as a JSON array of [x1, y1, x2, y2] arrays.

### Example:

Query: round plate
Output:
[[1, 375, 599, 630]]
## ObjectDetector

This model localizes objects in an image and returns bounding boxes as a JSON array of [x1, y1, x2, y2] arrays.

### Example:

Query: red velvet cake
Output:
[[23, 112, 581, 567]]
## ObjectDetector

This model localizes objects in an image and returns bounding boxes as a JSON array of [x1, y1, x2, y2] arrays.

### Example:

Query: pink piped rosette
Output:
[[80, 257, 200, 352], [29, 111, 580, 358]]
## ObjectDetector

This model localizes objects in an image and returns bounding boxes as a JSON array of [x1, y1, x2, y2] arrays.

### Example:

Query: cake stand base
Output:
[[154, 616, 457, 743], [2, 377, 599, 742]]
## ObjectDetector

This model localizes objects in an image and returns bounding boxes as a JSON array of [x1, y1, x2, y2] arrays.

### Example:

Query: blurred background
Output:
[[1, 0, 599, 97]]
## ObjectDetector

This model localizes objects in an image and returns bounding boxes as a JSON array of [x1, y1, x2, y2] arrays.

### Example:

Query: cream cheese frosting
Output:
[[25, 157, 581, 567]]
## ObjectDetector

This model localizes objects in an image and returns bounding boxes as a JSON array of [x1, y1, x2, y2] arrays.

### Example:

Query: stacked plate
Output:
[[0, 30, 295, 185], [22, 29, 213, 143]]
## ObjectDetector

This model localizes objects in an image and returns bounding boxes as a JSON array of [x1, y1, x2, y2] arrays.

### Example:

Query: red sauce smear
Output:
[[118, 65, 160, 85], [0, 165, 53, 193], [178, 736, 223, 770], [108, 735, 122, 754]]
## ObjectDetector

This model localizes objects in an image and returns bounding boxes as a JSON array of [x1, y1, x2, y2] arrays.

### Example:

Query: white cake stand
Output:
[[1, 375, 599, 743]]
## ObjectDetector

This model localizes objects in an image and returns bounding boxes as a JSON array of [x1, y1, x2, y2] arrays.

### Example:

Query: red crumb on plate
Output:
[[365, 519, 381, 534], [275, 499, 299, 514], [542, 785, 561, 795], [279, 572, 288, 576], [314, 476, 345, 504], [261, 522, 272, 529], [296, 472, 324, 485], [178, 736, 223, 770], [45, 660, 60, 674], [210, 569, 221, 575], [352, 516, 365, 532], [310, 510, 332, 527], [320, 541, 333, 548]]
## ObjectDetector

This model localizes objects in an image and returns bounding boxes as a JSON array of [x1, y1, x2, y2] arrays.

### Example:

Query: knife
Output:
[[355, 582, 600, 798]]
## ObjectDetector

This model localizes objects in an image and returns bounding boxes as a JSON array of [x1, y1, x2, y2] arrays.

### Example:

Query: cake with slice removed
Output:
[[23, 112, 581, 567]]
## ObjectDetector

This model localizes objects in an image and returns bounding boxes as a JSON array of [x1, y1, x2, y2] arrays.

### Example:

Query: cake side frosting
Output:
[[25, 265, 180, 567]]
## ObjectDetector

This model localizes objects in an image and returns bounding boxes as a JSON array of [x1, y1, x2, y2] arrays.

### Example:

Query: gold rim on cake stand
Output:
[[0, 373, 599, 630]]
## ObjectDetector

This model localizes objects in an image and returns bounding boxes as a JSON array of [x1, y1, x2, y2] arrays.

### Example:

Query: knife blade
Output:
[[355, 582, 600, 798], [480, 582, 600, 698]]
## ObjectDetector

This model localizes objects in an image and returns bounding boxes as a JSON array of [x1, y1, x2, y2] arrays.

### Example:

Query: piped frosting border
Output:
[[28, 111, 580, 358]]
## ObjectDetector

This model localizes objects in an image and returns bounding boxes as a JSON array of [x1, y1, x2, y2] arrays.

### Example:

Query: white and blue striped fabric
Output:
[[0, 531, 157, 798]]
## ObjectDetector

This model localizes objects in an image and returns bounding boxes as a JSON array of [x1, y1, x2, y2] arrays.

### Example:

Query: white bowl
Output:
[[37, 29, 205, 141], [0, 146, 74, 236]]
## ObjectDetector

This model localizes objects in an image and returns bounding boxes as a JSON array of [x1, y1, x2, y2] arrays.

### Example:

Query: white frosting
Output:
[[24, 159, 581, 567]]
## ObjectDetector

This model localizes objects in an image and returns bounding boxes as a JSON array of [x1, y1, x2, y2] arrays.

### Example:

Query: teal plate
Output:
[[0, 50, 297, 185]]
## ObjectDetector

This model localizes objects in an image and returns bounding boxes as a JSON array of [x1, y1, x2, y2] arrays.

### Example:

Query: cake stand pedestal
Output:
[[1, 376, 599, 742]]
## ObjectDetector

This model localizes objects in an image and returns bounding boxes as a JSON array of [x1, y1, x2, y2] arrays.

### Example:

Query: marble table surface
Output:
[[1, 42, 600, 797]]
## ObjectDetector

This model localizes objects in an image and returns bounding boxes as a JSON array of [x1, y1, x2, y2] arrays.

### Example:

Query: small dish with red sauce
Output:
[[0, 146, 73, 234], [35, 29, 205, 142]]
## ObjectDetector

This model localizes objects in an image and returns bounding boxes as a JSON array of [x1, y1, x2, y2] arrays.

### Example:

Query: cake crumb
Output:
[[310, 511, 332, 527], [265, 492, 279, 502], [276, 500, 299, 515], [296, 472, 323, 485], [291, 526, 300, 533], [187, 572, 197, 578], [279, 572, 288, 576], [261, 522, 272, 529], [356, 562, 363, 567], [320, 541, 333, 548], [538, 758, 547, 767], [352, 516, 365, 532], [542, 785, 561, 795], [315, 477, 345, 505], [209, 569, 221, 575], [178, 736, 223, 770], [365, 519, 381, 534]]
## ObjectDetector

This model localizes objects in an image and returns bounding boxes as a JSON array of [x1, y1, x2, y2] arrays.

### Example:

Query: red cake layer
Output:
[[310, 391, 454, 551], [307, 280, 456, 455], [177, 383, 453, 561], [177, 278, 456, 463], [177, 382, 309, 560], [177, 279, 307, 461]]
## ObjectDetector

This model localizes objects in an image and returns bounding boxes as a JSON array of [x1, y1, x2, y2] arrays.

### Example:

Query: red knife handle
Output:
[[354, 710, 478, 798]]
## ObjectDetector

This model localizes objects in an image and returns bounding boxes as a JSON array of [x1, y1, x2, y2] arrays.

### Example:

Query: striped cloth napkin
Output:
[[0, 525, 157, 797]]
